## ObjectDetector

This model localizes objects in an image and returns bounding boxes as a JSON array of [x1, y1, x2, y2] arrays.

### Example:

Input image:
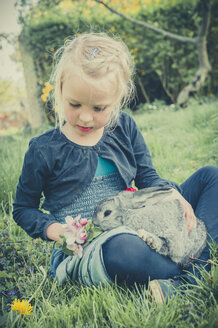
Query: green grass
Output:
[[132, 99, 218, 183], [0, 99, 217, 327]]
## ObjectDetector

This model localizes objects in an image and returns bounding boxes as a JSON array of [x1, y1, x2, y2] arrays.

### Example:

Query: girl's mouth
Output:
[[77, 126, 93, 132]]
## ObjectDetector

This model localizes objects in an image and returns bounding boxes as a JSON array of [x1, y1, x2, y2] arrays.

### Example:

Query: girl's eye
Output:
[[94, 106, 106, 112], [69, 103, 80, 108]]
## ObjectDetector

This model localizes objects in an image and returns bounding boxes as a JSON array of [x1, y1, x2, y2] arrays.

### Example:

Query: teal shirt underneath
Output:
[[94, 157, 117, 177]]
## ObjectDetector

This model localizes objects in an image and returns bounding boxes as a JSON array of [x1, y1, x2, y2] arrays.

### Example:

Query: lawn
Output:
[[0, 98, 217, 327]]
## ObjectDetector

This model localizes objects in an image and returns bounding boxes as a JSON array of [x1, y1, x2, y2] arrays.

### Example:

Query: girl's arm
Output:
[[13, 140, 60, 241]]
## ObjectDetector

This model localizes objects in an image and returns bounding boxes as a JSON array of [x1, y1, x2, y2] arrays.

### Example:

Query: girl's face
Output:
[[61, 71, 119, 146]]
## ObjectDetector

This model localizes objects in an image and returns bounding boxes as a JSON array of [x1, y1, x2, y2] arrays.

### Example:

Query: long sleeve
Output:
[[13, 140, 58, 240], [129, 116, 181, 192]]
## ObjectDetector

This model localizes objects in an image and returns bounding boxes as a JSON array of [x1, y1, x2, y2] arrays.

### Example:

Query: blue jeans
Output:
[[179, 165, 218, 284], [102, 166, 218, 286]]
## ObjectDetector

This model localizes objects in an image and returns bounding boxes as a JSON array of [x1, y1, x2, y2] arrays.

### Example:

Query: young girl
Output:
[[13, 32, 218, 302]]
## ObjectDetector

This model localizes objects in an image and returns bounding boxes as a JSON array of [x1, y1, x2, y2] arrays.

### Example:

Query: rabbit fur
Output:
[[92, 186, 207, 267]]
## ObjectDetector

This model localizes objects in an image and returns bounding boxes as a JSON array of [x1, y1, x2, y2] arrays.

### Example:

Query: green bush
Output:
[[19, 0, 218, 115]]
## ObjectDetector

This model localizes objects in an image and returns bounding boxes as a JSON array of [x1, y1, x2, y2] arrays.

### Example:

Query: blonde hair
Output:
[[50, 32, 135, 128]]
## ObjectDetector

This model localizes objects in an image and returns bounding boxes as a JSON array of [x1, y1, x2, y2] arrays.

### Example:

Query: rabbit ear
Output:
[[129, 186, 173, 209], [117, 189, 149, 209]]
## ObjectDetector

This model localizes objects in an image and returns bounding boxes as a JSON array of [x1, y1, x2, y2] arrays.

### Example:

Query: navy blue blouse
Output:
[[13, 111, 180, 240]]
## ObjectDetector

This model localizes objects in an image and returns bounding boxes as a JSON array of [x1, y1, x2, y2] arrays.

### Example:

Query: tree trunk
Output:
[[177, 40, 211, 106], [19, 34, 43, 128], [177, 0, 211, 105]]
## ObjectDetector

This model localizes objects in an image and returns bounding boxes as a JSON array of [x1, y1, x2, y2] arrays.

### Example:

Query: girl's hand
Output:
[[166, 188, 197, 232], [46, 223, 68, 242]]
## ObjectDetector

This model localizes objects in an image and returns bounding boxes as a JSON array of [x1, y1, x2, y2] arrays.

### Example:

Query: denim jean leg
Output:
[[178, 166, 218, 283], [50, 244, 68, 277], [102, 233, 181, 285]]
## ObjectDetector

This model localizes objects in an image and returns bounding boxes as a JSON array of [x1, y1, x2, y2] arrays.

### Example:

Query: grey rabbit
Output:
[[92, 186, 207, 267]]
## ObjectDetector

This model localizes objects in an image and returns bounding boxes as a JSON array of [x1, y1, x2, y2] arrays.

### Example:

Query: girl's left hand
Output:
[[166, 188, 197, 232]]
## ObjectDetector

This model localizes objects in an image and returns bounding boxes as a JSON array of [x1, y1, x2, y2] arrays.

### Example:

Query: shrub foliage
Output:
[[18, 0, 218, 116]]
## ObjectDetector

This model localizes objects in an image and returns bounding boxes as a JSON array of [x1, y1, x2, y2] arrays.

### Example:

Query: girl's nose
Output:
[[79, 107, 93, 123]]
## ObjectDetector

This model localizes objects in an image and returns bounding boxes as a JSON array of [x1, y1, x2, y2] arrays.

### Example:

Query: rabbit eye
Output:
[[104, 210, 112, 217]]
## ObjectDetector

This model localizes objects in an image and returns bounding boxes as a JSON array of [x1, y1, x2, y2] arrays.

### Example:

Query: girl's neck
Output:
[[62, 123, 104, 146]]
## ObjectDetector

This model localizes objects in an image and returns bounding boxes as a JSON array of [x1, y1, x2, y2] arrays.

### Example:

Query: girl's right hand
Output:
[[46, 223, 68, 242], [166, 188, 197, 232]]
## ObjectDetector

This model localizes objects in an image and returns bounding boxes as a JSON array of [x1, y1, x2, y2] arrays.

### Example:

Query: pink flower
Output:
[[72, 215, 82, 229], [77, 230, 88, 243], [126, 187, 136, 192], [63, 215, 81, 230], [67, 243, 83, 258], [64, 230, 77, 245], [80, 218, 88, 226], [61, 215, 95, 258]]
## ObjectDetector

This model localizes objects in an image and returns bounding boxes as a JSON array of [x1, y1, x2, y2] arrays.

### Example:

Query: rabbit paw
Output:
[[137, 229, 163, 251]]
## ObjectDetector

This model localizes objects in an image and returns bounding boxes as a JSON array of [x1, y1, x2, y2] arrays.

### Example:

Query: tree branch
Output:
[[94, 0, 196, 43], [136, 75, 150, 103], [198, 0, 211, 38], [156, 71, 175, 103]]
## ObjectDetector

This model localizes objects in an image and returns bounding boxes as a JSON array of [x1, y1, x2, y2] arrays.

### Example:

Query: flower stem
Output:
[[189, 256, 218, 266]]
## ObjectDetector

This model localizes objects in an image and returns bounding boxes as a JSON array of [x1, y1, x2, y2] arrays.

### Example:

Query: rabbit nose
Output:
[[104, 210, 112, 217]]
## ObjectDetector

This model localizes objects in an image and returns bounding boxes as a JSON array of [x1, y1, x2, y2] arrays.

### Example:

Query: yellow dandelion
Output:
[[41, 82, 54, 101], [44, 82, 54, 91], [47, 85, 54, 92], [11, 299, 33, 317], [41, 94, 47, 102]]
